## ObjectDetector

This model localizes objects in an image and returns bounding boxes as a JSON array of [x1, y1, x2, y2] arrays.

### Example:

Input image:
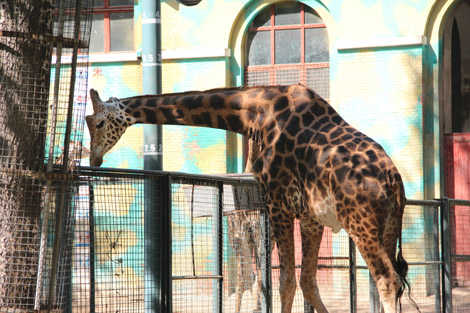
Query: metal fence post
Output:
[[260, 209, 272, 313], [349, 237, 357, 313], [145, 175, 171, 313], [213, 181, 223, 313], [433, 203, 442, 313], [88, 182, 96, 312], [441, 197, 452, 313]]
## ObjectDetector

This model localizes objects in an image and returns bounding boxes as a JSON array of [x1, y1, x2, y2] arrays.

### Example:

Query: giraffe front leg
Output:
[[299, 218, 329, 313], [269, 210, 296, 313]]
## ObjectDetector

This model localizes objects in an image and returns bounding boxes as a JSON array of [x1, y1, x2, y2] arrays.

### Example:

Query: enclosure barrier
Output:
[[33, 165, 467, 313], [1, 163, 470, 311]]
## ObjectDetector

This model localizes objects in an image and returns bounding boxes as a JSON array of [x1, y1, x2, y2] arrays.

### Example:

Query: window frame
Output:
[[92, 0, 134, 53], [247, 3, 327, 66], [244, 2, 330, 98]]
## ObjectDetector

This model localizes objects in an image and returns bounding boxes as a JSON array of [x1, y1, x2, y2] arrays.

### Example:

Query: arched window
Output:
[[245, 2, 330, 100]]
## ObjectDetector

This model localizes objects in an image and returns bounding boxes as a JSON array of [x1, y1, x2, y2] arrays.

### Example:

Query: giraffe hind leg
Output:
[[299, 218, 329, 313], [348, 223, 403, 313]]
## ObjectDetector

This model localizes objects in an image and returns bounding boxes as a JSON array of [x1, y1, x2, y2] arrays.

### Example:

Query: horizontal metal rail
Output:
[[406, 199, 442, 206], [78, 166, 259, 185], [448, 199, 470, 206], [452, 255, 470, 262], [172, 275, 223, 280]]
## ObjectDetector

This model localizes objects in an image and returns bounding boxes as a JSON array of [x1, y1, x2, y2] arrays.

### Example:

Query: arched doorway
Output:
[[442, 0, 470, 287]]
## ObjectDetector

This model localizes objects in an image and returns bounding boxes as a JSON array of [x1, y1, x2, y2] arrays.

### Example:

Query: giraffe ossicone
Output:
[[85, 84, 419, 313]]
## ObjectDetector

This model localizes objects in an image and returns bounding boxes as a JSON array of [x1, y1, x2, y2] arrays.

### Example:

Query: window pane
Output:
[[110, 0, 133, 6], [246, 31, 271, 65], [93, 0, 104, 7], [305, 28, 329, 63], [305, 6, 324, 24], [275, 29, 300, 64], [90, 14, 104, 53], [110, 12, 134, 52], [250, 6, 271, 27], [274, 2, 300, 26]]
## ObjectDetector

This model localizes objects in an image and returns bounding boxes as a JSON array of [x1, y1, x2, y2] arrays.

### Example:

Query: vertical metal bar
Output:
[[88, 182, 96, 312], [35, 0, 67, 306], [164, 176, 172, 313], [145, 175, 171, 312], [441, 197, 452, 313], [369, 272, 380, 313], [218, 182, 224, 312], [212, 181, 223, 313], [260, 206, 272, 313], [47, 0, 82, 310], [349, 237, 357, 313], [433, 204, 442, 313]]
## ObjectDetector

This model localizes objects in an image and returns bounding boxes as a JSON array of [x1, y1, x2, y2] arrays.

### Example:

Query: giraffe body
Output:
[[86, 85, 413, 313]]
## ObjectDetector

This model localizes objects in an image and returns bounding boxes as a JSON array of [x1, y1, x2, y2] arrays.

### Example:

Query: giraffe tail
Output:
[[395, 234, 421, 312]]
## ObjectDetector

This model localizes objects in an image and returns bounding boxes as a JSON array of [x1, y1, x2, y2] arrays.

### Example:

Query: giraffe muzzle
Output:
[[90, 154, 103, 167]]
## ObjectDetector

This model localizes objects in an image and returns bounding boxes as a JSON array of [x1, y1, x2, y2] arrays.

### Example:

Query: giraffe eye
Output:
[[96, 121, 105, 129]]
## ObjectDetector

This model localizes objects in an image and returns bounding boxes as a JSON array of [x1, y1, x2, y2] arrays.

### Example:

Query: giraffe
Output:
[[85, 84, 415, 313]]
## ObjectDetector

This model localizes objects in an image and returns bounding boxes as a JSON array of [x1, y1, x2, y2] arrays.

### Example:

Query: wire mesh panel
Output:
[[170, 177, 222, 313], [70, 169, 166, 313], [245, 64, 330, 100], [0, 1, 54, 309], [223, 181, 268, 313], [400, 204, 442, 313]]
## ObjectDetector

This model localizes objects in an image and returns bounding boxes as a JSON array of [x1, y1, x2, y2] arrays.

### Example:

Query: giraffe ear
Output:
[[90, 89, 105, 113]]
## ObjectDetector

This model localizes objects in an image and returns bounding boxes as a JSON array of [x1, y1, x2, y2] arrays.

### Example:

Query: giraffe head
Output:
[[85, 89, 132, 166]]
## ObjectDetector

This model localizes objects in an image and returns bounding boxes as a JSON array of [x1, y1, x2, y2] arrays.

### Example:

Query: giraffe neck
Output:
[[119, 86, 272, 138]]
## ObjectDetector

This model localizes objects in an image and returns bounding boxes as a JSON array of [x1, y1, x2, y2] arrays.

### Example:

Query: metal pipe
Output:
[[88, 182, 96, 312], [142, 0, 162, 170], [142, 1, 164, 311], [172, 275, 223, 280], [441, 197, 452, 313], [35, 0, 67, 307], [47, 0, 82, 310], [349, 237, 357, 313]]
